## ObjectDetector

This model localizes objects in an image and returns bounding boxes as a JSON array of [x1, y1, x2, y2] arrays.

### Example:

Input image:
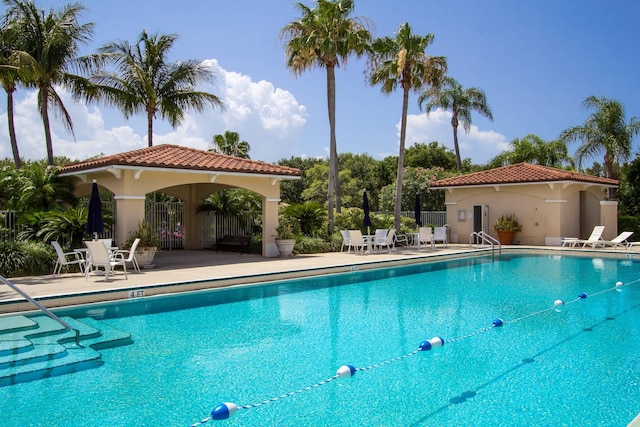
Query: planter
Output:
[[496, 231, 516, 245], [275, 239, 295, 257], [135, 247, 158, 269]]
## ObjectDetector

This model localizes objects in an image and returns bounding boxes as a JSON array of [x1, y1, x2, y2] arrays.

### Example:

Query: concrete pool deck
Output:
[[1, 244, 639, 314]]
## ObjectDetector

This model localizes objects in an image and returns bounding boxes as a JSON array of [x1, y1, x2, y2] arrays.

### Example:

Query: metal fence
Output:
[[0, 210, 19, 241], [394, 211, 447, 227], [200, 211, 260, 249], [146, 201, 185, 250]]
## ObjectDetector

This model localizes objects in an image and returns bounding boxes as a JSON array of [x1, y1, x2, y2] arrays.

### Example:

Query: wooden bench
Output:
[[215, 235, 251, 254]]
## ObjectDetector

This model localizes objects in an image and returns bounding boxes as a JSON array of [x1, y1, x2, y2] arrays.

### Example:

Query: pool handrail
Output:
[[0, 275, 80, 346], [469, 231, 501, 255]]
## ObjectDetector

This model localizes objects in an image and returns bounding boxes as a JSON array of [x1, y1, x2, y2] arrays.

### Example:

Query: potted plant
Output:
[[494, 214, 522, 245], [275, 223, 296, 257], [124, 221, 160, 268]]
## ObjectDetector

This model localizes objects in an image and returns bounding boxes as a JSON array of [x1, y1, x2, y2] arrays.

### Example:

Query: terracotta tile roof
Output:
[[58, 144, 301, 177], [431, 163, 618, 188]]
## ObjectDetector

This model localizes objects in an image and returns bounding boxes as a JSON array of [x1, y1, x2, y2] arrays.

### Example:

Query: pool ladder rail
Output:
[[469, 231, 501, 256], [0, 275, 80, 346]]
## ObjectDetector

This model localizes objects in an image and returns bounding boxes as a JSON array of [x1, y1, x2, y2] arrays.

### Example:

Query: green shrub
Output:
[[0, 240, 56, 277], [294, 236, 332, 254], [618, 216, 640, 241]]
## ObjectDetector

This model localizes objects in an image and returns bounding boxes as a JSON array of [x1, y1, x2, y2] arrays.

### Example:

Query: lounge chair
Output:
[[561, 226, 605, 248], [433, 226, 448, 248], [374, 229, 396, 253], [85, 240, 128, 282], [340, 230, 352, 253], [600, 231, 634, 249], [51, 241, 85, 276], [348, 230, 368, 255]]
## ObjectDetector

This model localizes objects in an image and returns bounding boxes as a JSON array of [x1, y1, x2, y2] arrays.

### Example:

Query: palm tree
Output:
[[210, 130, 251, 158], [419, 75, 492, 172], [89, 29, 223, 147], [560, 95, 640, 198], [367, 22, 447, 230], [4, 0, 95, 165], [280, 0, 372, 235], [489, 134, 573, 168]]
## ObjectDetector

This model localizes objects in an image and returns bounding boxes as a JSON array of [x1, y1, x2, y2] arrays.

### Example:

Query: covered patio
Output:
[[57, 144, 301, 257]]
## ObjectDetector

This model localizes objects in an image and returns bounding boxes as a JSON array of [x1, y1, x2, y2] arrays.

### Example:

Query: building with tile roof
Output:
[[430, 163, 619, 245], [59, 144, 301, 257]]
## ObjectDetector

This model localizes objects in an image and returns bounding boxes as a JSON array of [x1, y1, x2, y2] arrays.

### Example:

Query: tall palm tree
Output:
[[280, 0, 372, 235], [0, 23, 24, 168], [89, 29, 223, 147], [560, 95, 640, 198], [367, 22, 447, 230], [489, 134, 573, 168], [4, 0, 95, 165], [419, 75, 492, 172], [210, 130, 251, 158]]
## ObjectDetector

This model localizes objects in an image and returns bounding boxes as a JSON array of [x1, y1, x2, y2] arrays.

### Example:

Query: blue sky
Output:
[[2, 0, 640, 166]]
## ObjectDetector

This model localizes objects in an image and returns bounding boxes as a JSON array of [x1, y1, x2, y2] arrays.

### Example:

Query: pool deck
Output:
[[1, 244, 638, 315]]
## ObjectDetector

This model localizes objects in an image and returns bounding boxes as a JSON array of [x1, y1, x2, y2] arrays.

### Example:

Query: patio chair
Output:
[[373, 229, 388, 252], [562, 226, 605, 248], [85, 240, 128, 282], [51, 241, 85, 276], [340, 230, 352, 253], [348, 230, 368, 255], [375, 228, 396, 253], [114, 238, 141, 272], [433, 226, 448, 248], [600, 231, 634, 249], [418, 227, 434, 250]]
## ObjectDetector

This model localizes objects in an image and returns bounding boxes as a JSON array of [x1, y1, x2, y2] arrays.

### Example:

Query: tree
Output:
[[4, 0, 95, 165], [488, 134, 573, 169], [210, 130, 250, 158], [419, 75, 492, 172], [89, 29, 223, 147], [560, 96, 640, 197], [280, 0, 372, 235], [404, 141, 457, 170], [367, 22, 447, 230]]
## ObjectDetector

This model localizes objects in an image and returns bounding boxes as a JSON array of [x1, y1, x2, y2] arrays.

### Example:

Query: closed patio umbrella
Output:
[[86, 180, 104, 240], [414, 193, 422, 228], [363, 190, 372, 235]]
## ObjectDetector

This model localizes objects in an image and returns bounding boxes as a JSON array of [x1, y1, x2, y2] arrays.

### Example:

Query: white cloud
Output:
[[0, 59, 308, 163], [402, 108, 509, 164]]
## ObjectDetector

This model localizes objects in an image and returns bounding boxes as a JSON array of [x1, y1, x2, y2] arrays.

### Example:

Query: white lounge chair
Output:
[[340, 230, 352, 253], [433, 226, 448, 248], [561, 226, 605, 248], [601, 231, 634, 249], [51, 241, 85, 276], [85, 240, 128, 281]]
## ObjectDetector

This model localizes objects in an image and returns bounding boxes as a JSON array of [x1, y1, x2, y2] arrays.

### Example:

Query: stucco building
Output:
[[430, 163, 619, 245]]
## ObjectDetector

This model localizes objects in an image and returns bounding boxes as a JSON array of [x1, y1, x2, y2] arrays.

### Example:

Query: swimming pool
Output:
[[1, 253, 639, 426]]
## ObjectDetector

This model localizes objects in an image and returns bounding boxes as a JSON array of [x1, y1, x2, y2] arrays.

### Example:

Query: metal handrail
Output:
[[0, 275, 81, 346], [469, 231, 502, 256]]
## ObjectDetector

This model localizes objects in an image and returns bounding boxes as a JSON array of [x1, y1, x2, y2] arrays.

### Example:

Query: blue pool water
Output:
[[1, 254, 639, 426]]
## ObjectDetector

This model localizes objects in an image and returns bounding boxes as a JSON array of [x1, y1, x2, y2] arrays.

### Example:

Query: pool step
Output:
[[0, 315, 132, 386]]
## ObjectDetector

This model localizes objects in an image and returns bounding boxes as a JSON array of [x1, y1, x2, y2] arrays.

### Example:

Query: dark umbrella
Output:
[[363, 190, 372, 235], [86, 180, 104, 240], [414, 193, 422, 228]]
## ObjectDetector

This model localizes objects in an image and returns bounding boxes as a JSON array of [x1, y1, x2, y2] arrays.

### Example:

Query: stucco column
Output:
[[113, 196, 146, 247], [600, 201, 619, 240], [263, 197, 280, 257]]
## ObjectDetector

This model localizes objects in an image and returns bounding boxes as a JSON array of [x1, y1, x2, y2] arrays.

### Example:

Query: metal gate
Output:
[[200, 211, 260, 249], [146, 201, 184, 250]]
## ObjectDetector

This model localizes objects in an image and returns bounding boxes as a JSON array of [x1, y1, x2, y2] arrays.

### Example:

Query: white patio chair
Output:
[[418, 227, 434, 250], [375, 228, 396, 253], [114, 238, 141, 272], [85, 240, 128, 282], [340, 230, 352, 253], [373, 229, 388, 253], [433, 226, 448, 248], [51, 241, 85, 276], [348, 230, 368, 255], [578, 226, 606, 248]]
